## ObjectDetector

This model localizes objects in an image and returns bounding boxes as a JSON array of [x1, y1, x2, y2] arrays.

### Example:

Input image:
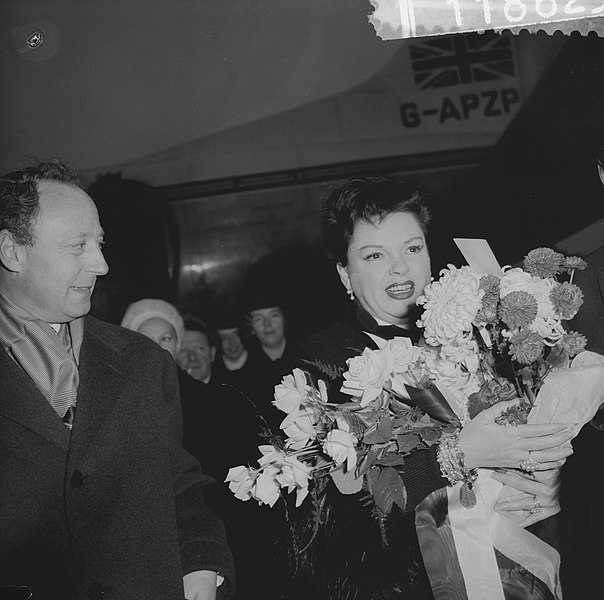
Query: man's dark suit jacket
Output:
[[0, 315, 234, 600], [561, 245, 604, 599]]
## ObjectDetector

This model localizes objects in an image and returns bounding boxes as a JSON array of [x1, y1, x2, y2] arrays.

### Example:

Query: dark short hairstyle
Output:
[[182, 316, 218, 349], [322, 176, 432, 265], [0, 158, 84, 246]]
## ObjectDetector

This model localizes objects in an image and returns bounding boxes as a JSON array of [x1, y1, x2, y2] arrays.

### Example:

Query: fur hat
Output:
[[120, 298, 185, 349]]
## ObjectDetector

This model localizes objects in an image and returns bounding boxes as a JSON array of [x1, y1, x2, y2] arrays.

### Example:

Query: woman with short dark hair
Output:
[[282, 175, 572, 600]]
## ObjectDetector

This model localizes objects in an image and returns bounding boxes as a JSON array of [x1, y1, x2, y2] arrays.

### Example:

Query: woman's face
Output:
[[137, 317, 178, 359], [250, 306, 286, 349], [337, 211, 431, 326]]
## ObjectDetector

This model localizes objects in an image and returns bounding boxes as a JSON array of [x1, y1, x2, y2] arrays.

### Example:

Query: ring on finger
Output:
[[519, 451, 541, 473], [529, 495, 542, 515]]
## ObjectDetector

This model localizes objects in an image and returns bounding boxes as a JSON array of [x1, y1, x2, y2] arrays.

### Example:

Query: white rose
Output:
[[273, 368, 308, 414], [257, 444, 286, 467], [281, 407, 317, 450], [252, 467, 281, 507], [276, 455, 312, 507], [322, 418, 358, 472], [341, 346, 394, 406], [389, 337, 423, 374], [224, 465, 256, 501]]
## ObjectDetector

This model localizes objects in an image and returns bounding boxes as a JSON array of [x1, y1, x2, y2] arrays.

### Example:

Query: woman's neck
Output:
[[262, 339, 286, 361], [374, 316, 409, 328], [223, 349, 248, 370]]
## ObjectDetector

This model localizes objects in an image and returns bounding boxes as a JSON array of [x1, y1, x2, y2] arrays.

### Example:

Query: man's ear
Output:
[[210, 346, 217, 362], [0, 229, 24, 272]]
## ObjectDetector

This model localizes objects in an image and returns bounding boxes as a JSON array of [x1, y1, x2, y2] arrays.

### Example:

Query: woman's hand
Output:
[[458, 399, 574, 471], [491, 467, 561, 527]]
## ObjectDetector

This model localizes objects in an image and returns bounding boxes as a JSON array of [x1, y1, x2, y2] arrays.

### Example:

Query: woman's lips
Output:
[[385, 281, 415, 300]]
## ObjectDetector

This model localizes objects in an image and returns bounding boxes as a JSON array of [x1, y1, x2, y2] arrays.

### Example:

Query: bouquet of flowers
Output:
[[411, 245, 604, 600], [226, 340, 459, 515], [226, 243, 604, 599], [417, 247, 589, 428], [227, 247, 596, 512]]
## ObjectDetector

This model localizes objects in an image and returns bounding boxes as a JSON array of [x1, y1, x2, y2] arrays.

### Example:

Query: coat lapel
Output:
[[68, 317, 128, 459], [598, 270, 604, 310], [0, 347, 70, 453]]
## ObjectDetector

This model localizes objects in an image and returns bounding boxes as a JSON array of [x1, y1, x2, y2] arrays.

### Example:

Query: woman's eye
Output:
[[364, 252, 382, 260], [407, 244, 423, 254]]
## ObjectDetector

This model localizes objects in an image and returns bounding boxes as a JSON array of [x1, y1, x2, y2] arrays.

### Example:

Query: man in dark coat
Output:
[[561, 242, 604, 599], [176, 317, 286, 600], [0, 160, 234, 600]]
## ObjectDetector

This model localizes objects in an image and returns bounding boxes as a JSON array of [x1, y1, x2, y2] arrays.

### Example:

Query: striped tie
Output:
[[10, 321, 79, 429], [56, 323, 78, 428]]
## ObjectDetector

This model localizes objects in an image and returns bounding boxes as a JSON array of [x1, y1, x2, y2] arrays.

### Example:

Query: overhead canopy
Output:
[[0, 0, 405, 171]]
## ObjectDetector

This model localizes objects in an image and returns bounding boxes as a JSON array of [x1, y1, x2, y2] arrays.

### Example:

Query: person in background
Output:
[[120, 297, 184, 359], [178, 318, 217, 384], [168, 314, 282, 600], [241, 295, 295, 431], [247, 298, 289, 367], [559, 139, 604, 599], [122, 305, 260, 480], [212, 305, 250, 383], [0, 159, 233, 600], [209, 304, 278, 436]]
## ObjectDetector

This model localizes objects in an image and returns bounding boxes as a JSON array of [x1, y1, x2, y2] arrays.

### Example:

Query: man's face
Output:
[[176, 330, 216, 382], [218, 327, 245, 361], [249, 306, 285, 349], [11, 180, 108, 323]]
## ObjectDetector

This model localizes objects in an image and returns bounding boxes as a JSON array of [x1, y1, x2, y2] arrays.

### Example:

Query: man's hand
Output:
[[183, 570, 219, 600]]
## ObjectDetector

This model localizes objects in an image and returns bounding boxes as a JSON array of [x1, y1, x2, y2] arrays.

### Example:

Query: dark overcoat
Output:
[[561, 245, 604, 599], [0, 316, 234, 600]]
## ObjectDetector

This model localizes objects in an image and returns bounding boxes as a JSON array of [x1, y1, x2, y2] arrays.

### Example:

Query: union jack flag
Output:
[[409, 33, 515, 90]]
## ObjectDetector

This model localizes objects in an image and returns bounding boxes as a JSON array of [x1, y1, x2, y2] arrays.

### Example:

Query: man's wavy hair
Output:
[[322, 175, 432, 266], [0, 158, 84, 246]]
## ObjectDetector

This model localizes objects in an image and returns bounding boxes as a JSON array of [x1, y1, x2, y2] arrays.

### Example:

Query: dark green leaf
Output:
[[363, 415, 392, 444], [416, 426, 441, 444], [358, 447, 379, 476], [396, 432, 421, 453], [330, 465, 364, 495], [367, 466, 407, 513], [375, 452, 406, 467]]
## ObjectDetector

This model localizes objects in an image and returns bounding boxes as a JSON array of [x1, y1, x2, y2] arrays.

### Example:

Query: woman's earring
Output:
[[347, 287, 355, 301]]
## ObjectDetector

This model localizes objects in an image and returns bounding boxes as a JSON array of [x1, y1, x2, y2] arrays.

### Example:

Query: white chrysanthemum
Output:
[[422, 348, 479, 424], [529, 317, 566, 343], [424, 349, 466, 389], [417, 265, 484, 347], [438, 336, 480, 373]]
